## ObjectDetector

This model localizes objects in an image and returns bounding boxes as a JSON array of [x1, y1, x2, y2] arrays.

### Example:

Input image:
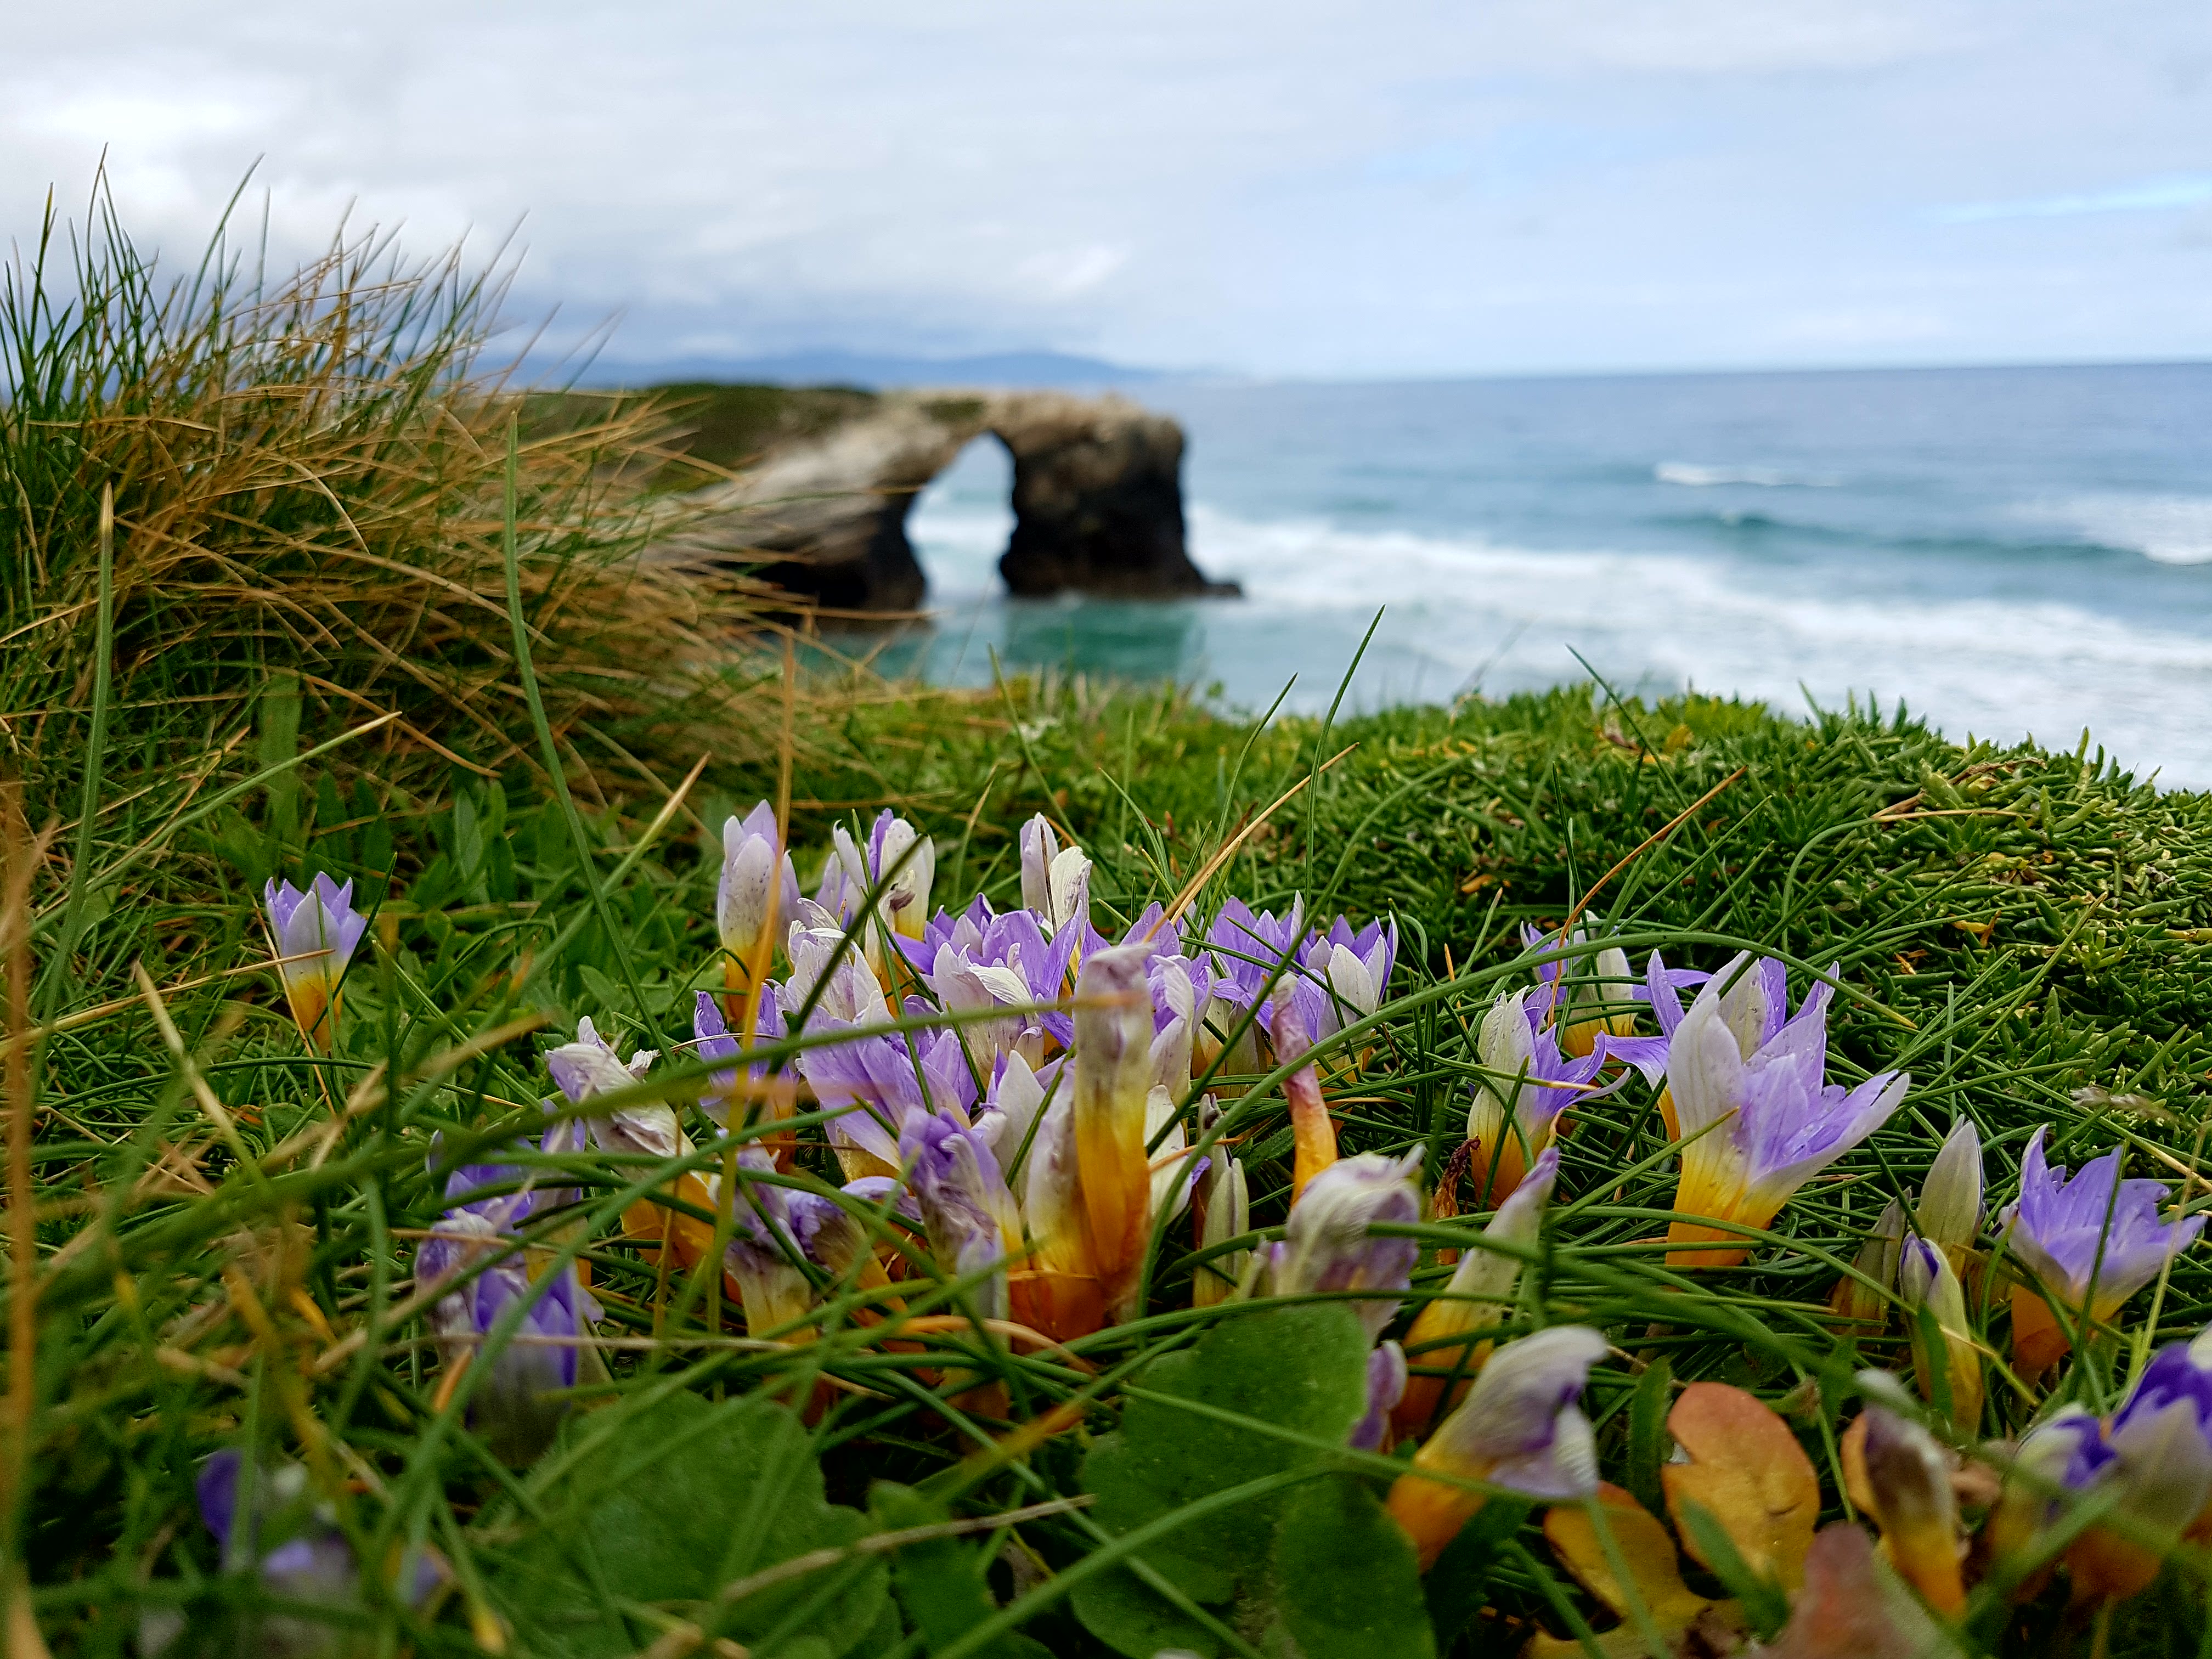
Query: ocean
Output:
[[889, 363, 2212, 786]]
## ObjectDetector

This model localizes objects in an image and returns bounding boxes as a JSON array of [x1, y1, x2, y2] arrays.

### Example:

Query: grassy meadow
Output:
[[8, 194, 2212, 1658]]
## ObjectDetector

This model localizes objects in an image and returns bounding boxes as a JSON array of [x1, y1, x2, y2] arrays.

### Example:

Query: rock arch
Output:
[[667, 390, 1238, 610]]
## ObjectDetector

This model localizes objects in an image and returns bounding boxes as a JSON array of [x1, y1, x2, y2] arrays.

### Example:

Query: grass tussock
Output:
[[0, 178, 797, 832]]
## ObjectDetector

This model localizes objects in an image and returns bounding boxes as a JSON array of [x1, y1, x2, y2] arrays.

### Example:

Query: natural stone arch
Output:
[[662, 390, 1237, 610]]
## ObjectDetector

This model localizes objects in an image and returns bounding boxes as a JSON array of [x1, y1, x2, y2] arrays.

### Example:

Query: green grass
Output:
[[12, 179, 2212, 1659], [16, 660, 2212, 1656]]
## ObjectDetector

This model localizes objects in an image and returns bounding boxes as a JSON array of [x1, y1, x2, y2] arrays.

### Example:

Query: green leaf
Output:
[[1424, 1497, 1529, 1652], [1272, 1475, 1435, 1659], [1626, 1357, 1672, 1519], [874, 1483, 1052, 1659], [484, 1391, 888, 1658], [1072, 1303, 1371, 1658]]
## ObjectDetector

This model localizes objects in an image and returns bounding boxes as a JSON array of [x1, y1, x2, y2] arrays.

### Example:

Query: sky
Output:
[[7, 1, 2212, 379]]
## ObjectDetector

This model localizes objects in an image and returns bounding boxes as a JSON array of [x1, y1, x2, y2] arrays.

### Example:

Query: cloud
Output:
[[2, 1, 2210, 376], [1934, 174, 2212, 222]]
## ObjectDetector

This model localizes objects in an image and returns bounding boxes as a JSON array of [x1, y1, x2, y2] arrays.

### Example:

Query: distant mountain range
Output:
[[563, 347, 1164, 391]]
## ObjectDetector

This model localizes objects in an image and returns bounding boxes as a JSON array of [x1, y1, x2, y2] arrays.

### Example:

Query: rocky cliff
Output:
[[658, 388, 1237, 610]]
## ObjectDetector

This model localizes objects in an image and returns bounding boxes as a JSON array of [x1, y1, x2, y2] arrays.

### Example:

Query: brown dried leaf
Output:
[[1662, 1382, 1820, 1592]]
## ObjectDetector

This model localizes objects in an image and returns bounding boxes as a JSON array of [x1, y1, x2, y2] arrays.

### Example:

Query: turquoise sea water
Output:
[[888, 363, 2212, 785]]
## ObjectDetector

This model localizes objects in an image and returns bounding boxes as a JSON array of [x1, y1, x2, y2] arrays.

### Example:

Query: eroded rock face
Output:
[[663, 390, 1235, 610]]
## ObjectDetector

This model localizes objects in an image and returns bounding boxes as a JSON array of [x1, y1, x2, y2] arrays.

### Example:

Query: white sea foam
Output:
[[1655, 461, 1841, 488], [1185, 505, 2212, 783], [2027, 493, 2212, 565]]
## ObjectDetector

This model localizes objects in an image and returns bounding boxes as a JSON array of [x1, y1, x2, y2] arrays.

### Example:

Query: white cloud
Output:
[[2, 1, 2210, 375]]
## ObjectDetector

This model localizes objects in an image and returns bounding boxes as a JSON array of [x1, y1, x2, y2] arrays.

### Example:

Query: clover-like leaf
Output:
[[1272, 1475, 1436, 1659], [484, 1391, 887, 1658], [1661, 1381, 1819, 1592], [1072, 1303, 1372, 1659]]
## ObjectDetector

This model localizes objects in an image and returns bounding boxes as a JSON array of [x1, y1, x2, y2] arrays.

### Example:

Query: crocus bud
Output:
[[1393, 1145, 1557, 1441], [718, 803, 800, 992], [1561, 943, 1636, 1058], [1917, 1118, 1983, 1256], [1019, 814, 1092, 939], [1387, 1325, 1607, 1571], [1829, 1198, 1906, 1338], [1072, 945, 1157, 1322], [1899, 1236, 1984, 1426], [1268, 1150, 1422, 1341], [1194, 1147, 1251, 1308], [1855, 1401, 1965, 1614], [855, 809, 936, 941], [263, 874, 368, 1051]]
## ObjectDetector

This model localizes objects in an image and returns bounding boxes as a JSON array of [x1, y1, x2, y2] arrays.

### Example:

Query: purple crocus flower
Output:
[[1386, 1325, 1606, 1571], [1351, 1341, 1409, 1452], [1266, 1149, 1423, 1341], [798, 1023, 978, 1178], [1301, 915, 1399, 1034], [262, 874, 369, 1050], [417, 1194, 597, 1465], [900, 1109, 1022, 1320], [721, 1147, 818, 1336], [915, 905, 1080, 1068], [149, 1448, 442, 1656], [1664, 953, 1908, 1267], [692, 989, 787, 1130], [1204, 896, 1307, 1009], [546, 1018, 675, 1160], [1019, 814, 1093, 940], [1999, 1127, 2204, 1331]]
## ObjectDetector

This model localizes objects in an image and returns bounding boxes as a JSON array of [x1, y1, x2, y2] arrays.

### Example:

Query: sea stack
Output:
[[663, 389, 1238, 610]]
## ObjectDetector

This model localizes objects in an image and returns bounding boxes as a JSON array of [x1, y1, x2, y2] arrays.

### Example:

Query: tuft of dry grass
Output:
[[0, 175, 796, 831]]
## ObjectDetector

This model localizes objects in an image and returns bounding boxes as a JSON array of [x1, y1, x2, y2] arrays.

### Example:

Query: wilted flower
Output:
[[1393, 1145, 1558, 1441], [1898, 1236, 1984, 1426], [717, 802, 800, 995], [1998, 1127, 2204, 1378], [1662, 956, 1908, 1267], [1069, 945, 1157, 1323], [1386, 1325, 1607, 1571], [1828, 1198, 1906, 1338], [1854, 1401, 1966, 1615], [1266, 1150, 1423, 1341], [262, 875, 368, 1051], [1019, 814, 1093, 940]]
